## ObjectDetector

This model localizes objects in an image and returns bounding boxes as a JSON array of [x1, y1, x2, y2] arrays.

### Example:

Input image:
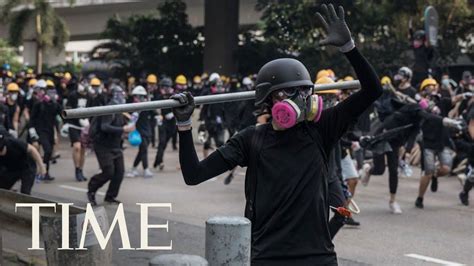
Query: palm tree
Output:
[[1, 0, 72, 73]]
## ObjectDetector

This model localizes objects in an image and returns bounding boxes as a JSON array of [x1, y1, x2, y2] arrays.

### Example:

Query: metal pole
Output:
[[63, 80, 361, 119]]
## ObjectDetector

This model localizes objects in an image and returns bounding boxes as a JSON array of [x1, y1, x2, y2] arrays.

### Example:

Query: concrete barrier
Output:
[[205, 216, 251, 266], [149, 253, 208, 266], [0, 189, 111, 265]]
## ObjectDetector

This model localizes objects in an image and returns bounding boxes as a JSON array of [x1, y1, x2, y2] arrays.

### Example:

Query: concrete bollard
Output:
[[205, 216, 251, 266], [149, 254, 208, 266]]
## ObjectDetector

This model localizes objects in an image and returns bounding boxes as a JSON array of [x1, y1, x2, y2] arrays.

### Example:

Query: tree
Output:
[[93, 0, 204, 78], [0, 38, 22, 72], [252, 0, 474, 78], [1, 0, 71, 74]]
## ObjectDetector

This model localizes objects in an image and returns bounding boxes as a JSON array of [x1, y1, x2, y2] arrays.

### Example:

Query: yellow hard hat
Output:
[[317, 89, 341, 94], [6, 71, 13, 78], [7, 82, 20, 92], [27, 68, 34, 74], [316, 70, 330, 82], [201, 72, 209, 80], [420, 78, 437, 91], [175, 74, 187, 85], [381, 76, 391, 85], [326, 69, 335, 78], [343, 76, 354, 81], [90, 78, 101, 86], [28, 78, 38, 86], [193, 75, 202, 83], [147, 74, 157, 84], [316, 76, 335, 85], [64, 72, 72, 80], [46, 80, 55, 87], [221, 75, 228, 83]]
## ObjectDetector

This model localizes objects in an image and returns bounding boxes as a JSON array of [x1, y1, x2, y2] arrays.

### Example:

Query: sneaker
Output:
[[43, 174, 55, 182], [360, 163, 371, 186], [104, 198, 121, 205], [159, 163, 164, 171], [143, 168, 154, 178], [75, 169, 83, 182], [35, 174, 43, 183], [459, 192, 469, 206], [389, 201, 402, 214], [431, 177, 438, 192], [415, 197, 424, 209], [224, 173, 234, 185], [126, 168, 140, 178], [87, 192, 97, 206], [345, 217, 360, 226]]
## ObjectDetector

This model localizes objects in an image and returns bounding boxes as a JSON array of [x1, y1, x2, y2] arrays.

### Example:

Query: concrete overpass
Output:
[[0, 0, 261, 73]]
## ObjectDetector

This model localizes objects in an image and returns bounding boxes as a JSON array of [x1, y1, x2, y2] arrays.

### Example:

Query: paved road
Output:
[[4, 139, 474, 265]]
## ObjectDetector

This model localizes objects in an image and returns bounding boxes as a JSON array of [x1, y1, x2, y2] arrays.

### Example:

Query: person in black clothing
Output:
[[128, 85, 155, 178], [65, 84, 90, 181], [409, 27, 434, 87], [393, 66, 417, 99], [199, 75, 226, 158], [0, 133, 45, 194], [224, 75, 242, 137], [153, 78, 177, 170], [415, 78, 471, 208], [170, 5, 382, 265], [5, 82, 21, 137], [457, 108, 474, 206], [30, 85, 62, 181], [87, 86, 135, 206]]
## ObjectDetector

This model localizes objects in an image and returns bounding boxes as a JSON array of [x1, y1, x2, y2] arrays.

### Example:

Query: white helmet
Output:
[[132, 85, 147, 96], [242, 77, 253, 86], [35, 79, 47, 89], [209, 72, 220, 83]]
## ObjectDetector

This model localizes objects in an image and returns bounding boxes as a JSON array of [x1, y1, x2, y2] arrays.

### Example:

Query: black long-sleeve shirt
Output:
[[178, 48, 382, 265], [93, 114, 125, 151]]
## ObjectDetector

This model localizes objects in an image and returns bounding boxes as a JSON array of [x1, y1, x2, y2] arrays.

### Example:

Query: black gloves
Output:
[[170, 92, 195, 127], [316, 4, 354, 52]]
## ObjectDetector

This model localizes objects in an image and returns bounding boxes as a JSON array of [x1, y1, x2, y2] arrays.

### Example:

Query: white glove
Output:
[[29, 128, 39, 140], [79, 118, 90, 127], [462, 92, 473, 99], [155, 115, 163, 126], [442, 118, 463, 130], [216, 116, 222, 124], [165, 112, 174, 120], [8, 129, 18, 138]]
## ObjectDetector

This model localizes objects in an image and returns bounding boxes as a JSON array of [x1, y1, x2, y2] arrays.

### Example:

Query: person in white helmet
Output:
[[127, 85, 156, 178]]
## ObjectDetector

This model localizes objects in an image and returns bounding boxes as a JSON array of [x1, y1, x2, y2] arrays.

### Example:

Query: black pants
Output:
[[133, 137, 150, 169], [38, 131, 54, 172], [0, 168, 35, 194], [328, 177, 347, 239], [155, 124, 176, 165], [150, 119, 157, 147], [370, 145, 400, 194], [88, 148, 124, 199], [204, 127, 225, 150]]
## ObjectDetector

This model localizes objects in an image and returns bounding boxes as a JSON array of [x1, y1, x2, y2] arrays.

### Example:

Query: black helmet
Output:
[[255, 58, 313, 106], [159, 77, 173, 87]]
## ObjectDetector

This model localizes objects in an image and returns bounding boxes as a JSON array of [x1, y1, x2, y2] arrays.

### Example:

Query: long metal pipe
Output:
[[62, 80, 360, 119]]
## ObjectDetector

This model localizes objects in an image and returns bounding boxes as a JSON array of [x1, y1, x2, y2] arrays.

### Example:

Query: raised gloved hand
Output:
[[462, 92, 473, 99], [170, 92, 195, 128], [442, 118, 463, 131], [316, 4, 354, 52]]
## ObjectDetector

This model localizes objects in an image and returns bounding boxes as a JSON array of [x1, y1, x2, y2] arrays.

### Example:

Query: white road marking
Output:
[[59, 185, 105, 196], [404, 254, 465, 266]]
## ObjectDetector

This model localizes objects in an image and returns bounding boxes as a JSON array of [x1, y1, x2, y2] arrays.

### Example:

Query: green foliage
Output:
[[2, 0, 70, 50], [94, 0, 203, 78], [251, 0, 474, 78], [0, 38, 22, 72]]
